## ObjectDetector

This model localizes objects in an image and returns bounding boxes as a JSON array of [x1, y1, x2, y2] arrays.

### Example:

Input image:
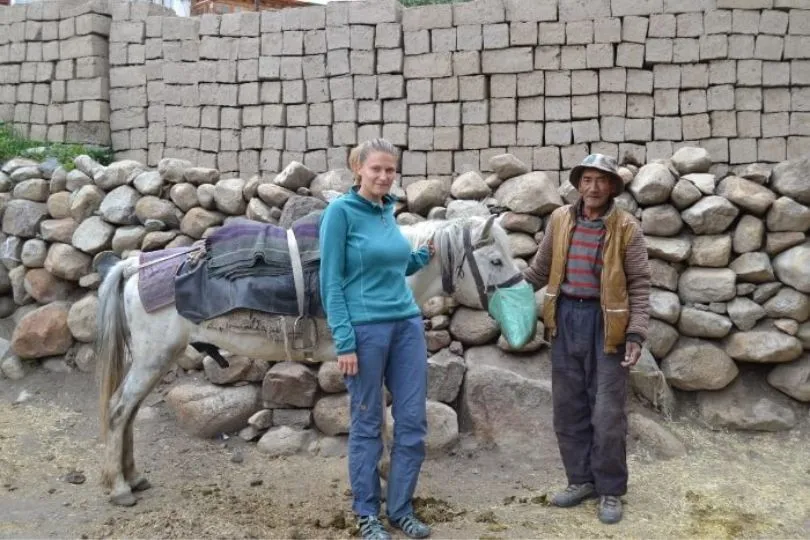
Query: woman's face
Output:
[[355, 151, 397, 202]]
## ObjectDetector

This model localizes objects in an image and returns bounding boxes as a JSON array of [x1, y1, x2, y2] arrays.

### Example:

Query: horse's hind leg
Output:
[[106, 358, 169, 506], [124, 415, 151, 492]]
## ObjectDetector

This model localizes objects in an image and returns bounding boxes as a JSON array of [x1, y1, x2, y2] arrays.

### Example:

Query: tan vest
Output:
[[542, 204, 638, 353]]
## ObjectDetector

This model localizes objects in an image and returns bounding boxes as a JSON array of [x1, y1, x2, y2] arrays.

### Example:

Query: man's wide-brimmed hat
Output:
[[569, 154, 624, 195]]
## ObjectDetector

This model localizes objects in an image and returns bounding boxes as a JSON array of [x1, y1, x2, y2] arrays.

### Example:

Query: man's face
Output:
[[578, 169, 615, 212]]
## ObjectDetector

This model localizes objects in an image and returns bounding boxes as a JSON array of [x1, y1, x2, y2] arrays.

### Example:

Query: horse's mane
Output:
[[399, 212, 513, 260]]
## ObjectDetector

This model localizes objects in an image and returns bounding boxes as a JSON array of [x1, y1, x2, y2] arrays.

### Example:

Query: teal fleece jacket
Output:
[[319, 187, 431, 355]]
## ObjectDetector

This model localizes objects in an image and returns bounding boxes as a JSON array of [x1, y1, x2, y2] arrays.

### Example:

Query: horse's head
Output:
[[435, 215, 537, 348]]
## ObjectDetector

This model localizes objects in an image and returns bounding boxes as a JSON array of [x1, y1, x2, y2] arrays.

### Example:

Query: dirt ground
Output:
[[1, 368, 809, 540]]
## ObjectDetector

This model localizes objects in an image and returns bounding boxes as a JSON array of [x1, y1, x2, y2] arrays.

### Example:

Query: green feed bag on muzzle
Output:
[[488, 281, 538, 350]]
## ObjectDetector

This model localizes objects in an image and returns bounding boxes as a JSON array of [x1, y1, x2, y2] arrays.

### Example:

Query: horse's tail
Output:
[[96, 257, 137, 442]]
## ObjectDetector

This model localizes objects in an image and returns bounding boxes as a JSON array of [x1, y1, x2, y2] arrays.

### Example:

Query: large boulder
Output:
[[165, 380, 261, 438], [649, 289, 681, 324], [766, 355, 810, 402], [766, 197, 810, 232], [641, 205, 683, 236], [11, 302, 73, 359], [72, 216, 115, 255], [727, 297, 767, 331], [273, 161, 316, 191], [729, 252, 774, 283], [697, 373, 797, 431], [23, 268, 76, 304], [451, 171, 492, 200], [646, 236, 691, 262], [647, 319, 679, 359], [95, 160, 144, 190], [309, 169, 353, 201], [458, 346, 553, 446], [725, 330, 803, 363], [773, 243, 810, 293], [770, 154, 810, 204], [158, 157, 193, 183], [715, 176, 776, 216], [316, 361, 346, 393], [278, 195, 327, 228], [385, 400, 459, 456], [449, 307, 500, 346], [629, 348, 677, 416], [493, 172, 562, 216], [99, 185, 140, 225], [677, 308, 732, 339], [427, 349, 466, 403], [2, 199, 48, 238], [629, 163, 675, 205], [681, 196, 739, 234], [678, 268, 736, 303], [44, 243, 92, 281], [627, 412, 686, 459], [313, 393, 350, 436], [261, 361, 318, 408], [670, 147, 711, 174], [67, 294, 98, 342], [490, 154, 529, 180], [763, 287, 810, 321], [213, 178, 247, 215], [689, 235, 732, 267], [256, 426, 315, 456], [661, 338, 738, 391]]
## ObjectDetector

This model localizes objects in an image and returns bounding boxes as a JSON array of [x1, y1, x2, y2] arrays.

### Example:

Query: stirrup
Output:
[[290, 315, 318, 353]]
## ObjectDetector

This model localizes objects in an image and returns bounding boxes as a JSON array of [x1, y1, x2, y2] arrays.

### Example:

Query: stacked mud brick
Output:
[[0, 0, 112, 145], [399, 0, 810, 186], [112, 0, 404, 179], [108, 0, 174, 164], [3, 0, 810, 181]]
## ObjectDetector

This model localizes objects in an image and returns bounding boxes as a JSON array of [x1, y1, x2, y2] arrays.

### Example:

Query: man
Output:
[[523, 154, 650, 524]]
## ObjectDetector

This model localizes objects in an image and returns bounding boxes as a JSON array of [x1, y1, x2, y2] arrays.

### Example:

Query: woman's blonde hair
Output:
[[348, 138, 399, 185]]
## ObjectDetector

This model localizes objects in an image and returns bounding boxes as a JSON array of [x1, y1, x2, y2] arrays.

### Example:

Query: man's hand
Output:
[[622, 341, 641, 368], [337, 353, 358, 375]]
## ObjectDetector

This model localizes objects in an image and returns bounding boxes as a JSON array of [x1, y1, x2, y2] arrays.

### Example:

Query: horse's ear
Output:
[[479, 215, 496, 243]]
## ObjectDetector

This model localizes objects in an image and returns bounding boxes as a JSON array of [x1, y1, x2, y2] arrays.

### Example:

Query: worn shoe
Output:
[[358, 515, 392, 540], [390, 514, 431, 539], [597, 495, 623, 524], [550, 483, 597, 508]]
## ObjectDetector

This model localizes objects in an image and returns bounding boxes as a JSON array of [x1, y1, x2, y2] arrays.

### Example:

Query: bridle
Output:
[[439, 225, 524, 310]]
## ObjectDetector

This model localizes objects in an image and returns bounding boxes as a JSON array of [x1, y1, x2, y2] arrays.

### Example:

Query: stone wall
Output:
[[2, 0, 810, 184], [0, 146, 808, 442]]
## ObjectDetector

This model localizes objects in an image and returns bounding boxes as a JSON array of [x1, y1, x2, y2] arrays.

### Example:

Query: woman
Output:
[[319, 139, 434, 540]]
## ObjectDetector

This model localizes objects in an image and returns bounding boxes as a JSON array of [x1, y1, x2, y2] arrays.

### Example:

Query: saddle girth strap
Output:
[[286, 229, 306, 317]]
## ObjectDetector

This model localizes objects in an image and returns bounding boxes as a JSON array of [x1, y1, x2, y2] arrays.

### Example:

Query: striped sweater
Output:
[[561, 217, 605, 299]]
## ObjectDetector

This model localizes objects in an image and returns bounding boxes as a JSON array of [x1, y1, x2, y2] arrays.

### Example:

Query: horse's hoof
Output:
[[131, 477, 152, 492], [110, 492, 137, 507]]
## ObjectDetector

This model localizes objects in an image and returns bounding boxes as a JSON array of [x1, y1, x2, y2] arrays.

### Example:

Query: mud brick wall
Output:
[[2, 0, 810, 184]]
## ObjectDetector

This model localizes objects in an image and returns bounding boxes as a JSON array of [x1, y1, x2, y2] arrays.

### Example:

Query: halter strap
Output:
[[463, 226, 490, 310], [438, 223, 525, 311]]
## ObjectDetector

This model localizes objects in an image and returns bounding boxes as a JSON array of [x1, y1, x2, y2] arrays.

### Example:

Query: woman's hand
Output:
[[426, 238, 436, 258], [337, 353, 358, 375]]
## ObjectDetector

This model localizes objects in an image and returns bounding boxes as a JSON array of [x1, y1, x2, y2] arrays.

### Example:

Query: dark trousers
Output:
[[551, 295, 629, 496]]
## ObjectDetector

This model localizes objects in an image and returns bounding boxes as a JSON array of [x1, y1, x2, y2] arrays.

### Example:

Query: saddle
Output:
[[173, 211, 324, 329]]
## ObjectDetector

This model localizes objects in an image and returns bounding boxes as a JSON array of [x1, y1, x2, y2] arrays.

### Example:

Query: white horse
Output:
[[95, 213, 530, 506]]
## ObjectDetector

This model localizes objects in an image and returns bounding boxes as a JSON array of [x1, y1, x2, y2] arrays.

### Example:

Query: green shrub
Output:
[[0, 122, 113, 171]]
